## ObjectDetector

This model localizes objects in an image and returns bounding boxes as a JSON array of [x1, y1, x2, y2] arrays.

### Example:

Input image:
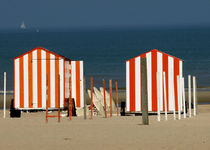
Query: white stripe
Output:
[[15, 59, 20, 108], [179, 61, 183, 111], [126, 61, 130, 111], [168, 56, 174, 111], [65, 61, 70, 98], [135, 57, 140, 111], [71, 61, 76, 104], [50, 54, 55, 108], [80, 61, 84, 107], [32, 50, 38, 108], [146, 52, 152, 111], [41, 50, 46, 108], [23, 55, 29, 108], [59, 58, 64, 108], [157, 52, 163, 111]]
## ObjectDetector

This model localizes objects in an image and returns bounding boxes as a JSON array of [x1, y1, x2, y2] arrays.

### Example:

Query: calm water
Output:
[[0, 27, 210, 90]]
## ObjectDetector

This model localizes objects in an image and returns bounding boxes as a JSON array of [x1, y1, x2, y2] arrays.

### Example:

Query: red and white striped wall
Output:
[[13, 47, 84, 109], [65, 60, 84, 108], [126, 49, 183, 112]]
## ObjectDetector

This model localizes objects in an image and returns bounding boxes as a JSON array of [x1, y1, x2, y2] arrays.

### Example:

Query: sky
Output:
[[0, 0, 210, 29]]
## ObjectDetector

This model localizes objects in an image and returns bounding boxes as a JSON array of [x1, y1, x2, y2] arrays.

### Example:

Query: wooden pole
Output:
[[193, 76, 197, 116], [58, 75, 60, 123], [141, 58, 149, 125], [103, 79, 107, 118], [172, 71, 176, 120], [46, 74, 48, 123], [182, 77, 186, 118], [188, 75, 192, 118], [3, 72, 6, 118], [177, 76, 181, 120], [116, 81, 119, 116], [157, 72, 160, 122], [109, 80, 112, 117], [90, 77, 93, 119], [69, 67, 72, 121], [163, 72, 168, 121], [83, 76, 86, 119]]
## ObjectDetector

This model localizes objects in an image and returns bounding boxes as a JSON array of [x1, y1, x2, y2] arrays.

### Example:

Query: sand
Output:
[[0, 105, 210, 150]]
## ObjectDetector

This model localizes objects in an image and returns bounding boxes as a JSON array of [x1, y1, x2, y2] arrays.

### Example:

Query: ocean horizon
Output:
[[0, 26, 210, 90]]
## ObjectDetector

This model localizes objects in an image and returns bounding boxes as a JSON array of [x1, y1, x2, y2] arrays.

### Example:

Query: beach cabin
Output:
[[126, 49, 183, 113], [13, 47, 84, 110]]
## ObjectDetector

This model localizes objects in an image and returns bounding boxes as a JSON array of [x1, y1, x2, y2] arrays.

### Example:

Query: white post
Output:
[[182, 77, 186, 118], [188, 75, 192, 118], [193, 76, 196, 116], [163, 72, 168, 121], [172, 72, 176, 120], [177, 76, 181, 120], [157, 72, 160, 122], [3, 72, 6, 118]]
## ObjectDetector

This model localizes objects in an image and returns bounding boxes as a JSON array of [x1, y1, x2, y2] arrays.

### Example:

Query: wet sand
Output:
[[0, 104, 210, 150]]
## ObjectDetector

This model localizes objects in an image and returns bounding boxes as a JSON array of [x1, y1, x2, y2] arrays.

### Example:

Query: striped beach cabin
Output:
[[126, 49, 183, 112], [13, 47, 84, 110]]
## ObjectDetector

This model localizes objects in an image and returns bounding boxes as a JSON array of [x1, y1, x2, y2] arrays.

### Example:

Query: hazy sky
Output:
[[1, 0, 210, 29]]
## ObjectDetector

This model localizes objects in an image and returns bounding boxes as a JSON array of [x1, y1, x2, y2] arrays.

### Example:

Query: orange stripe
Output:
[[76, 61, 81, 107], [152, 51, 157, 111], [129, 59, 135, 111], [19, 57, 24, 108], [55, 56, 59, 108], [37, 49, 42, 108], [174, 58, 179, 111], [46, 53, 51, 108], [163, 54, 169, 111], [28, 53, 33, 108]]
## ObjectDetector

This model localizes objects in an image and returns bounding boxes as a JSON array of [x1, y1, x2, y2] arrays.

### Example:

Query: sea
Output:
[[0, 26, 210, 90]]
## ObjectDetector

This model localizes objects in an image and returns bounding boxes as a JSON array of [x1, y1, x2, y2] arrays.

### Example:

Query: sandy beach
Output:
[[0, 104, 209, 150]]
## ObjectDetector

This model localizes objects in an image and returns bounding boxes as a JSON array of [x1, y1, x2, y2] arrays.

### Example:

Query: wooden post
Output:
[[103, 79, 107, 118], [90, 77, 93, 119], [83, 76, 86, 119], [163, 72, 168, 121], [188, 75, 192, 118], [157, 72, 160, 122], [177, 76, 181, 120], [182, 77, 186, 118], [116, 81, 119, 116], [172, 71, 176, 120], [109, 80, 112, 117], [69, 68, 72, 121], [141, 58, 149, 125], [46, 74, 48, 123], [58, 75, 60, 123], [3, 72, 6, 118], [193, 76, 197, 116]]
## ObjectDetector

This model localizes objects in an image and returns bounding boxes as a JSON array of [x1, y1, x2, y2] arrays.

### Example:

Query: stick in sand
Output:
[[58, 75, 60, 123], [3, 72, 6, 118], [171, 71, 176, 120], [188, 75, 192, 118], [103, 79, 107, 118], [69, 69, 72, 121], [116, 81, 119, 116], [193, 76, 197, 116], [90, 77, 93, 119], [163, 72, 168, 121], [157, 72, 161, 122], [177, 76, 181, 120], [182, 77, 186, 118], [109, 80, 112, 117], [46, 74, 48, 123]]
